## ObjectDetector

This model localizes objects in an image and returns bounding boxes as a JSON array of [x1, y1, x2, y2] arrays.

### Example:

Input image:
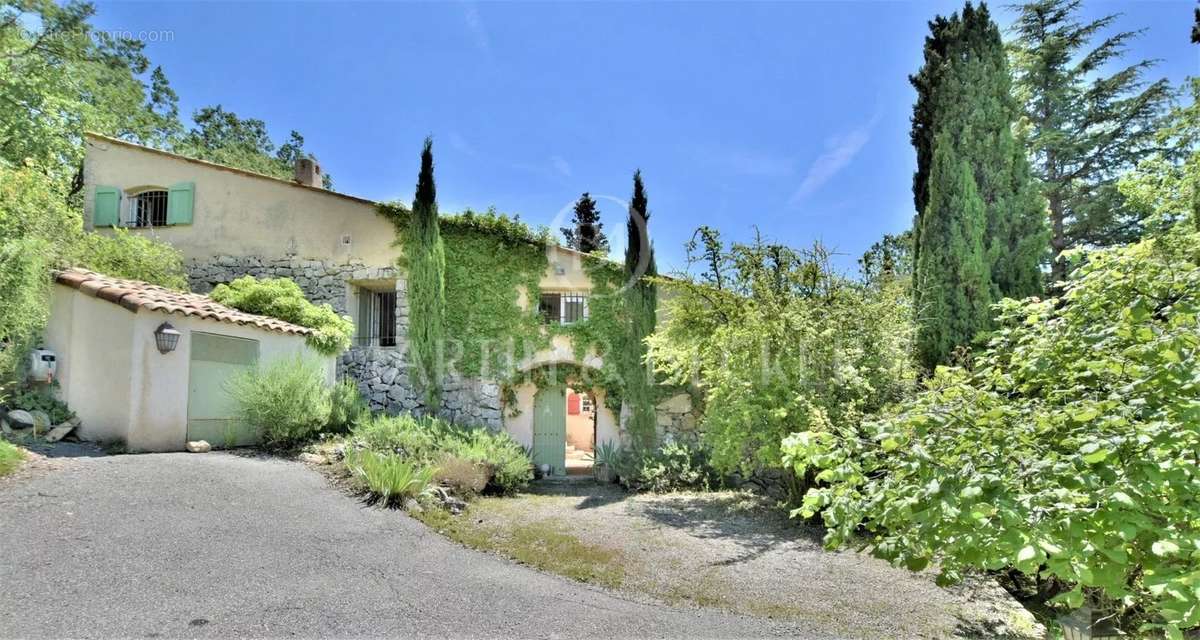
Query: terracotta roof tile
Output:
[[54, 268, 316, 338]]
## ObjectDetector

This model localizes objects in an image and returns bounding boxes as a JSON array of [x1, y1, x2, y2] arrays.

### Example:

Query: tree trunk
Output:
[[1048, 194, 1067, 285]]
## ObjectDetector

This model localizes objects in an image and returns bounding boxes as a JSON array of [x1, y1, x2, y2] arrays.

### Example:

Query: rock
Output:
[[1, 419, 12, 436], [6, 410, 34, 430], [298, 452, 327, 465], [186, 440, 211, 453], [403, 498, 423, 513], [29, 410, 50, 429], [44, 424, 76, 443]]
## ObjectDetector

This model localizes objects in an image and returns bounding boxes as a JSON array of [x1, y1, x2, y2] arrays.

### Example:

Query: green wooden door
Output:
[[187, 332, 260, 448], [532, 385, 566, 476]]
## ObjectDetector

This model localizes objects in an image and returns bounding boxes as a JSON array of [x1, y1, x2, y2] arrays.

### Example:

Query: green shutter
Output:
[[166, 182, 194, 225], [94, 186, 120, 227]]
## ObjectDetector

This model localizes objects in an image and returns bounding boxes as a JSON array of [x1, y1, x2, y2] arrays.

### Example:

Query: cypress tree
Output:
[[915, 137, 992, 369], [1011, 0, 1172, 283], [561, 192, 609, 254], [623, 171, 658, 447], [911, 2, 1046, 367], [407, 137, 446, 407], [1192, 2, 1199, 44]]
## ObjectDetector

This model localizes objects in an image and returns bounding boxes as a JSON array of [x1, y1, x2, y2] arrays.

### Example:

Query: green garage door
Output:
[[532, 385, 566, 476], [187, 332, 260, 448]]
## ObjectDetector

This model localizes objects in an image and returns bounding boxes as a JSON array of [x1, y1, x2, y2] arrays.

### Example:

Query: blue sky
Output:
[[92, 1, 1199, 274]]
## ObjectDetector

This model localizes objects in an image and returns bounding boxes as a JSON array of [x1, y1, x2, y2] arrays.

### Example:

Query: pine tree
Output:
[[915, 137, 993, 369], [560, 192, 609, 253], [622, 171, 657, 447], [407, 137, 446, 407], [1193, 2, 1199, 44], [1010, 0, 1171, 283]]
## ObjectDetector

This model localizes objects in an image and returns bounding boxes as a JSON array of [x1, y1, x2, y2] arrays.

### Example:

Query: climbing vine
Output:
[[378, 203, 662, 428]]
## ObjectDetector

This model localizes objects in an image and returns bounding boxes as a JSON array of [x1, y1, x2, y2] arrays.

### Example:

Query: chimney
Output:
[[294, 157, 322, 188]]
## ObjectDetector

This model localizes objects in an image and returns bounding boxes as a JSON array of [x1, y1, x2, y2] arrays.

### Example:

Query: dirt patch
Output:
[[421, 481, 1043, 640]]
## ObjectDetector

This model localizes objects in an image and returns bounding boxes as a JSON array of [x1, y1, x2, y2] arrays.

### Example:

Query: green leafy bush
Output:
[[784, 227, 1200, 636], [327, 379, 368, 433], [209, 276, 353, 356], [227, 356, 331, 447], [69, 228, 189, 290], [5, 384, 73, 424], [351, 413, 532, 496], [0, 163, 80, 389], [612, 440, 720, 493], [0, 438, 24, 478], [344, 448, 435, 505], [649, 231, 916, 502]]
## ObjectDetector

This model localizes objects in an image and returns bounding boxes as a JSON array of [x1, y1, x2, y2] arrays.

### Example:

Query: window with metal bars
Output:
[[355, 288, 397, 347], [128, 190, 168, 227], [539, 292, 589, 325]]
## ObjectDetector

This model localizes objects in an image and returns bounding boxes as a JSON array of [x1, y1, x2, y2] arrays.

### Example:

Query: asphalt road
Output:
[[0, 453, 821, 639]]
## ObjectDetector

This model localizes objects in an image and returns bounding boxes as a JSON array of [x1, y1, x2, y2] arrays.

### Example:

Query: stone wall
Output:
[[339, 347, 503, 431], [655, 393, 701, 442]]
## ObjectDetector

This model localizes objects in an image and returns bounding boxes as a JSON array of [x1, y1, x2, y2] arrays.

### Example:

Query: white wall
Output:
[[503, 381, 618, 451], [47, 284, 334, 452]]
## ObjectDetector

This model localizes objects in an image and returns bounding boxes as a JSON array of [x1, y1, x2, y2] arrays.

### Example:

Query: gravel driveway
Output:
[[0, 452, 816, 639]]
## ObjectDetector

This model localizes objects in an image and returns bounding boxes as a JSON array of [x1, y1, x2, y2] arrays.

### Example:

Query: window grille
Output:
[[128, 190, 168, 227], [355, 289, 397, 347], [539, 292, 589, 325]]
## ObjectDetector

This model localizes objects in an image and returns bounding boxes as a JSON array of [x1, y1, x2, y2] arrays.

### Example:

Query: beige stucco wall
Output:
[[45, 289, 135, 444], [47, 284, 334, 452], [83, 136, 396, 266]]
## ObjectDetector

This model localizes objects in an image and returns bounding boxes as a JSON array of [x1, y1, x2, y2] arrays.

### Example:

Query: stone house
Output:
[[81, 133, 696, 473]]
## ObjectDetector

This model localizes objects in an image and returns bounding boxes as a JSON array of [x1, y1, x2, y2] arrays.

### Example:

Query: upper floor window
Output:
[[128, 189, 168, 227], [539, 292, 589, 325]]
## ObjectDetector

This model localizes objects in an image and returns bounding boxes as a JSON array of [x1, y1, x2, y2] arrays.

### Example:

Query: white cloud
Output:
[[463, 3, 491, 55], [789, 115, 879, 204], [550, 155, 572, 178]]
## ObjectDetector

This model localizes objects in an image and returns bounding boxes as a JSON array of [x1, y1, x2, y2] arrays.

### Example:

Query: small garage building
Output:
[[45, 269, 335, 452]]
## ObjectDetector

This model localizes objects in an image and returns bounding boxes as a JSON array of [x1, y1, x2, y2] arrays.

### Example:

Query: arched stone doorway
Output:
[[502, 361, 619, 477]]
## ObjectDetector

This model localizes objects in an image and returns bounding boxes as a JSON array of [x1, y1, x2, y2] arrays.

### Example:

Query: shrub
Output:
[[350, 413, 532, 496], [613, 440, 720, 493], [209, 276, 353, 356], [434, 455, 490, 495], [327, 379, 368, 433], [345, 448, 435, 506], [0, 438, 23, 478], [784, 227, 1200, 636], [6, 384, 73, 425], [69, 228, 189, 290], [648, 231, 916, 502], [227, 355, 331, 447]]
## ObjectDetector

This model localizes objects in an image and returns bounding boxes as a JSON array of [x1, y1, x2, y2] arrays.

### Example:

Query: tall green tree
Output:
[[859, 230, 913, 285], [560, 192, 608, 254], [911, 2, 1045, 366], [1192, 2, 1199, 44], [915, 138, 993, 369], [622, 171, 658, 447], [406, 137, 446, 407], [176, 106, 334, 189], [1010, 0, 1171, 283]]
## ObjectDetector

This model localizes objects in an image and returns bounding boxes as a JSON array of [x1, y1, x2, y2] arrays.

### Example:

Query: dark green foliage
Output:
[[209, 276, 353, 356], [6, 384, 74, 424], [915, 139, 993, 370], [611, 440, 720, 493], [352, 413, 532, 495], [561, 192, 609, 254], [910, 1, 1046, 366], [859, 230, 913, 285], [622, 171, 658, 447], [1010, 0, 1172, 282], [1193, 3, 1199, 44], [406, 138, 447, 406]]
